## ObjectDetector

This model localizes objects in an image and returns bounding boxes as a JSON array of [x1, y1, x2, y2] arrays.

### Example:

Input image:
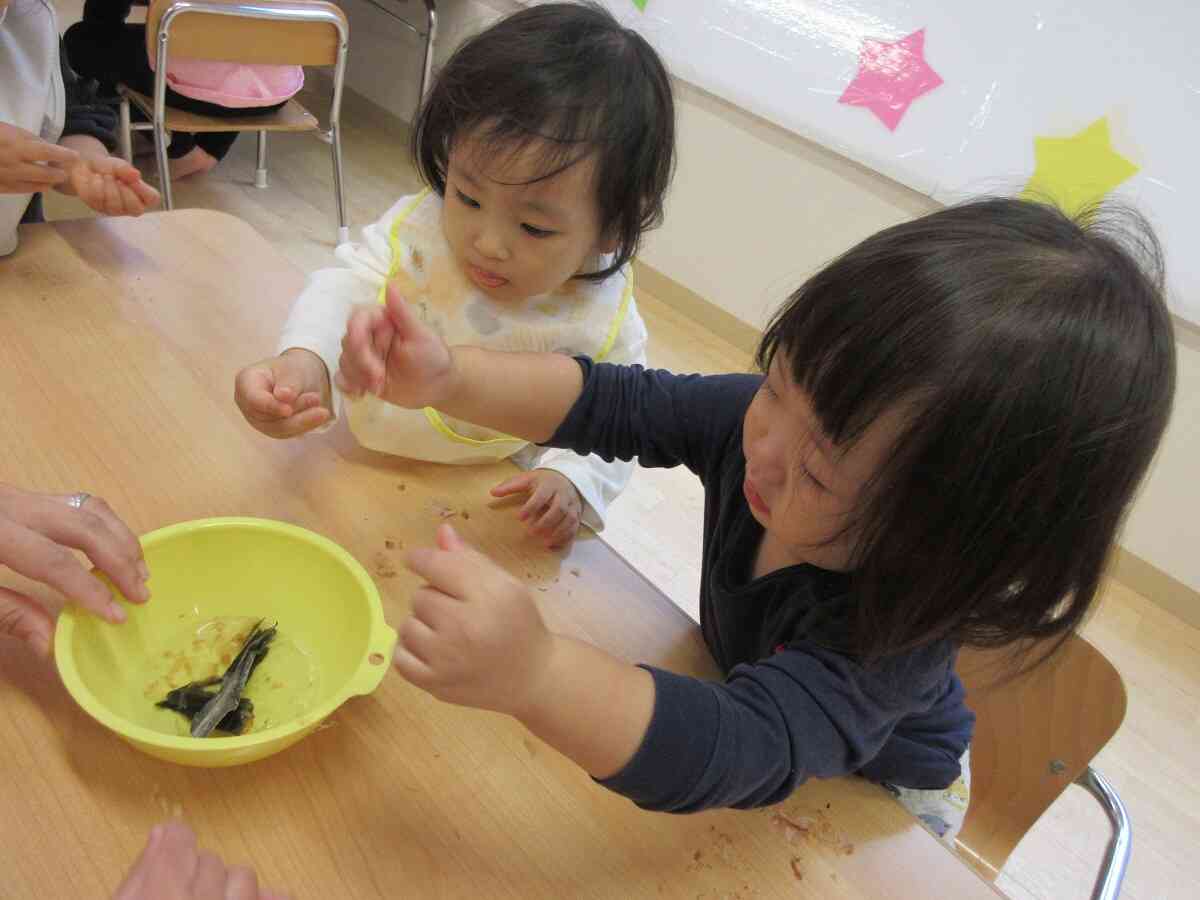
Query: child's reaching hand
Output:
[[336, 283, 454, 408], [54, 134, 160, 217], [492, 469, 584, 549], [234, 348, 332, 439], [58, 152, 160, 217], [393, 524, 555, 716]]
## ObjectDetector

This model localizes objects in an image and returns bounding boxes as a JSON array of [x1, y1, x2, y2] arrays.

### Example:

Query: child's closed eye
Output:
[[456, 189, 481, 209], [521, 223, 557, 239], [799, 460, 826, 491]]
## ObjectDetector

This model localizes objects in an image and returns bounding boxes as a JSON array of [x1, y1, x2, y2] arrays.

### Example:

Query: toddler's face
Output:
[[741, 356, 906, 572], [440, 133, 612, 303]]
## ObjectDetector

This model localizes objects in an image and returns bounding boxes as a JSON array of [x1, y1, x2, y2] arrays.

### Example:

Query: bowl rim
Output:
[[54, 516, 396, 754]]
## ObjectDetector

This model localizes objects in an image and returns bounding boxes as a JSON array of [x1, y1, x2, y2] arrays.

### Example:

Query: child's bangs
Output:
[[758, 283, 930, 452], [459, 110, 604, 187]]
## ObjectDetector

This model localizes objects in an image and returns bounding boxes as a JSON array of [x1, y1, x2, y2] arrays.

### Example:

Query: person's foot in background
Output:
[[168, 145, 218, 180]]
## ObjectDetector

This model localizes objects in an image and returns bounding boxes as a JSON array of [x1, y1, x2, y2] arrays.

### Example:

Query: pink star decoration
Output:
[[838, 28, 944, 131]]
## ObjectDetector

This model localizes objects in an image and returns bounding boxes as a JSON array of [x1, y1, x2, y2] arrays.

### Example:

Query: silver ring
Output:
[[67, 492, 91, 510]]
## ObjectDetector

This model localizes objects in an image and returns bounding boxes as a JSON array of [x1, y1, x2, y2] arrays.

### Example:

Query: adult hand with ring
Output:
[[0, 483, 150, 656]]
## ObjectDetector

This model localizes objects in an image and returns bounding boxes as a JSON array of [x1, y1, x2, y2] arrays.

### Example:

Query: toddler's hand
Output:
[[59, 153, 160, 217], [336, 282, 454, 408], [234, 349, 332, 439], [491, 469, 583, 549], [393, 524, 555, 716]]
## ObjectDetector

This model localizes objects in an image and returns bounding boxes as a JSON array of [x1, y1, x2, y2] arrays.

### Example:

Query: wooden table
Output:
[[0, 212, 999, 899]]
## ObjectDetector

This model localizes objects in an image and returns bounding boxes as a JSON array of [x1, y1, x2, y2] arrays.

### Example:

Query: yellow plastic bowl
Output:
[[55, 517, 397, 767]]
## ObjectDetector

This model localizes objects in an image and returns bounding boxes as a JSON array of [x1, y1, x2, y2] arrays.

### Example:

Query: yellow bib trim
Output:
[[376, 188, 633, 449]]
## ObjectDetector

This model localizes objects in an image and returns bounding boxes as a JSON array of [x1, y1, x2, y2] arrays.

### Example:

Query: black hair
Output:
[[411, 1, 676, 282], [757, 197, 1176, 666]]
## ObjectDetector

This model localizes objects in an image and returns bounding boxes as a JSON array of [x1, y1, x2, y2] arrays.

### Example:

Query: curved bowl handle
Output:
[[349, 624, 398, 696]]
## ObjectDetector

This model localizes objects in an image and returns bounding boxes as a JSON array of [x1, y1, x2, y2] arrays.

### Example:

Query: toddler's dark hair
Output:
[[412, 1, 676, 282], [757, 198, 1176, 665]]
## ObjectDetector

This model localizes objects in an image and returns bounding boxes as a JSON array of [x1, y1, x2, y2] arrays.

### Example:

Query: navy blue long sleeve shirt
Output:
[[545, 360, 974, 813]]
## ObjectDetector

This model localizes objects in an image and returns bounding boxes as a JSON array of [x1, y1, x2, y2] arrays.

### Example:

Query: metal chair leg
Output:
[[255, 130, 269, 189], [417, 1, 437, 111], [118, 96, 133, 164], [1076, 767, 1132, 900], [330, 124, 348, 245], [154, 122, 174, 210]]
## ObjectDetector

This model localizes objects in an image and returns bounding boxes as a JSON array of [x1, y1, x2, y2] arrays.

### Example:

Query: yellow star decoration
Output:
[[1021, 117, 1139, 216]]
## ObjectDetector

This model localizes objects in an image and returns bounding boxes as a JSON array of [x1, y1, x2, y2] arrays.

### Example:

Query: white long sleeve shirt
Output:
[[1, 0, 65, 257], [277, 189, 649, 530]]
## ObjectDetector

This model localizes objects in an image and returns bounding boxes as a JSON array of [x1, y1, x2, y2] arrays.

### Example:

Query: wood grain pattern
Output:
[[145, 0, 345, 66], [956, 636, 1126, 880], [0, 214, 999, 899]]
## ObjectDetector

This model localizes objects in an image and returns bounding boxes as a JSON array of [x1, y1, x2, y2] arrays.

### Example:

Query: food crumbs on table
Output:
[[570, 567, 581, 577], [693, 850, 703, 862], [460, 510, 470, 520], [397, 483, 407, 492], [384, 539, 396, 549], [790, 857, 804, 881], [373, 551, 398, 578], [771, 812, 814, 844]]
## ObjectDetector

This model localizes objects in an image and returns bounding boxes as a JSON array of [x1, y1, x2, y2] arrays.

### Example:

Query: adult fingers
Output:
[[0, 587, 55, 657], [3, 161, 69, 188], [0, 514, 126, 623], [223, 865, 260, 900], [189, 850, 228, 900], [37, 494, 149, 606], [18, 137, 80, 167]]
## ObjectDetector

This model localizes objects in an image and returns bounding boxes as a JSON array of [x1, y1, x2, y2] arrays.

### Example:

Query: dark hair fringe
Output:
[[757, 197, 1176, 672], [411, 1, 676, 282]]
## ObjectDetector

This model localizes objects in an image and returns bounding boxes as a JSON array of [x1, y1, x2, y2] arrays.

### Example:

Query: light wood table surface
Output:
[[0, 212, 999, 899]]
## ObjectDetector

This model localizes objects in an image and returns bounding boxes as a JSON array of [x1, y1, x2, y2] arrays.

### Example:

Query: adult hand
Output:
[[0, 122, 79, 194], [0, 484, 149, 655], [114, 821, 290, 900]]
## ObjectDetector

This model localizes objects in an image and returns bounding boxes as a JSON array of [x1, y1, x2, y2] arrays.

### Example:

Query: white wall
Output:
[[339, 0, 1200, 595]]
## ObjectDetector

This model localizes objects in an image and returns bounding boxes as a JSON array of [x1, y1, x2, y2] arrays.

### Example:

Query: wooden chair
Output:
[[117, 0, 352, 242], [956, 634, 1132, 899]]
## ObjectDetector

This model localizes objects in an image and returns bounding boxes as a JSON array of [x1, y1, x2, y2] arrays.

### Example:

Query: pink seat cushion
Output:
[[150, 58, 304, 108]]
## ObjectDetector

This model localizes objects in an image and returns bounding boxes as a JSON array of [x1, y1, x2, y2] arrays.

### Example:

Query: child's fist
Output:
[[393, 524, 555, 716], [234, 348, 332, 439], [335, 283, 454, 408], [491, 470, 583, 549]]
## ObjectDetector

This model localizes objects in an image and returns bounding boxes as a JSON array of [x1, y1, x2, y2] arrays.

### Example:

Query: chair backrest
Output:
[[955, 633, 1126, 879], [145, 0, 347, 67]]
